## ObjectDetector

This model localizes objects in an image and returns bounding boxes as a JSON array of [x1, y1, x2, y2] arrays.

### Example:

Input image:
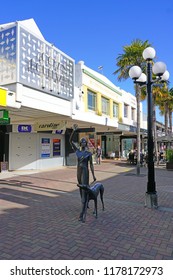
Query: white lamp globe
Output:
[[136, 73, 147, 83], [143, 47, 156, 60], [129, 66, 142, 80], [153, 61, 166, 76], [161, 70, 170, 81]]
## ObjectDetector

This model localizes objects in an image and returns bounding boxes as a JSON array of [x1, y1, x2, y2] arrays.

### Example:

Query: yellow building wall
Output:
[[109, 99, 113, 119], [118, 102, 123, 122], [96, 92, 102, 116], [83, 84, 122, 122]]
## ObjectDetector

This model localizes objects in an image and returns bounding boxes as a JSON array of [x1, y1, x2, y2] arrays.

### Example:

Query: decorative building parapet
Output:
[[0, 20, 74, 101]]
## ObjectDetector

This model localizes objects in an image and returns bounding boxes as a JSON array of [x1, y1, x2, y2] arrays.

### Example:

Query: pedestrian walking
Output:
[[96, 145, 102, 164]]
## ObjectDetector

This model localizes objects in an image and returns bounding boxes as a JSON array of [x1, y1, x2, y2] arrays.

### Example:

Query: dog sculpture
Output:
[[77, 182, 104, 223]]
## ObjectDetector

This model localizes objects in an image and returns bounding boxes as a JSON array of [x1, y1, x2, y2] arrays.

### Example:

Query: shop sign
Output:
[[0, 119, 10, 125], [129, 126, 136, 132], [0, 26, 74, 100], [19, 28, 74, 101], [53, 139, 61, 156], [0, 88, 7, 106], [35, 121, 66, 131], [0, 109, 10, 125], [41, 138, 50, 158], [118, 123, 130, 131], [55, 130, 63, 134], [0, 109, 9, 119], [18, 125, 32, 133], [77, 128, 95, 133]]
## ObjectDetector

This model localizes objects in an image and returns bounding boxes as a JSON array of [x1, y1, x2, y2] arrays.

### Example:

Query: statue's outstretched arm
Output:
[[69, 124, 79, 151], [89, 154, 96, 182]]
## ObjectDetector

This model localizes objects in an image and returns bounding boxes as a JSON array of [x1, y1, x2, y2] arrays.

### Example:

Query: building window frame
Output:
[[102, 96, 110, 115], [131, 107, 135, 121], [124, 104, 128, 118], [113, 102, 119, 118], [87, 90, 96, 111]]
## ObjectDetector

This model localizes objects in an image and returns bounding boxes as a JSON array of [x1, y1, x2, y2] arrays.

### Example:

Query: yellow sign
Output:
[[0, 88, 7, 106]]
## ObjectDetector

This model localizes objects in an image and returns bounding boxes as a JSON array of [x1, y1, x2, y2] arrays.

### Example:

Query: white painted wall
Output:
[[20, 84, 72, 117], [9, 132, 65, 170]]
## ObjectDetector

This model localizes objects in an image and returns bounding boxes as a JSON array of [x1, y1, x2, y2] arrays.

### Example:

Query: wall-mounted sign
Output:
[[0, 24, 74, 101], [55, 130, 63, 134], [35, 121, 66, 131], [0, 109, 9, 119], [18, 125, 32, 133], [53, 139, 61, 156], [0, 88, 7, 106], [41, 138, 50, 158], [0, 109, 10, 125], [0, 119, 10, 125], [118, 123, 130, 131]]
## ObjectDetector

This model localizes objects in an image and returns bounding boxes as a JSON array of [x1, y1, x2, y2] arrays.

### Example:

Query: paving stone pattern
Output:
[[0, 161, 173, 260]]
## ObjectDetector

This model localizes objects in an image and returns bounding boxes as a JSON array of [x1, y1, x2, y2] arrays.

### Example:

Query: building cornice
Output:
[[83, 69, 122, 96]]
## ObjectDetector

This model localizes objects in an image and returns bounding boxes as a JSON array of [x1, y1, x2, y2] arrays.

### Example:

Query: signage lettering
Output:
[[28, 57, 68, 84], [34, 121, 66, 131], [18, 125, 32, 133], [38, 123, 61, 129]]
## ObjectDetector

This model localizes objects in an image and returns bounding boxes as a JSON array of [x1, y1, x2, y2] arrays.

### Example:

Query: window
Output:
[[131, 108, 135, 120], [102, 97, 109, 115], [88, 90, 96, 111], [113, 103, 119, 118], [124, 104, 128, 118]]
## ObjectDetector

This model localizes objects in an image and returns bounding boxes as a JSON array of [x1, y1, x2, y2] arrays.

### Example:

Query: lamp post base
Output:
[[145, 192, 158, 208]]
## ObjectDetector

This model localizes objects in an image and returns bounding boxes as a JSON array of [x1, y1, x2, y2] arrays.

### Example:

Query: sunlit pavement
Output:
[[0, 160, 173, 260]]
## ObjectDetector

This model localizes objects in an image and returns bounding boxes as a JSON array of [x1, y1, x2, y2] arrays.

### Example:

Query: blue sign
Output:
[[18, 125, 32, 133], [41, 138, 50, 158], [55, 130, 63, 134]]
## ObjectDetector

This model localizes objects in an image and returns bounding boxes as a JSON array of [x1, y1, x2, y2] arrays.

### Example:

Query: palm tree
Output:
[[114, 39, 150, 175], [157, 86, 173, 136], [152, 84, 167, 164], [149, 84, 173, 163], [168, 87, 173, 135]]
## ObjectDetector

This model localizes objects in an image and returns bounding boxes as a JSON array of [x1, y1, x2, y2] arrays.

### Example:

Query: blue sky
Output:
[[1, 0, 173, 123]]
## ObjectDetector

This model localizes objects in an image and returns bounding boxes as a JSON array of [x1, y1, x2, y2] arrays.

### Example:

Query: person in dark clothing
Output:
[[140, 151, 144, 166], [96, 145, 102, 164], [128, 150, 134, 164]]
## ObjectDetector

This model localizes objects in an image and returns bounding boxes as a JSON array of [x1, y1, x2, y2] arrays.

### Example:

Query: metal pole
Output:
[[145, 61, 158, 208], [136, 83, 141, 176]]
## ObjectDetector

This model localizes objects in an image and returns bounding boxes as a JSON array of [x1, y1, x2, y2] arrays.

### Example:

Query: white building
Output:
[[0, 18, 147, 170], [0, 19, 74, 170]]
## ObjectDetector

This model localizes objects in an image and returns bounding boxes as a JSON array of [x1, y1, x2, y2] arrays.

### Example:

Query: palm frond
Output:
[[113, 39, 151, 81]]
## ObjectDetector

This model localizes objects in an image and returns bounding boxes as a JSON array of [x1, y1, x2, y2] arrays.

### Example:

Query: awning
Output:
[[157, 135, 173, 142]]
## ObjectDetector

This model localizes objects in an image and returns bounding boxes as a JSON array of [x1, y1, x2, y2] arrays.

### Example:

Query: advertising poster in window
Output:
[[53, 139, 61, 156], [41, 138, 50, 158]]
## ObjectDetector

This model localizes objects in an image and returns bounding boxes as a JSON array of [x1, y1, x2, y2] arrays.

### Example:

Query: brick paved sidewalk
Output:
[[0, 160, 173, 260]]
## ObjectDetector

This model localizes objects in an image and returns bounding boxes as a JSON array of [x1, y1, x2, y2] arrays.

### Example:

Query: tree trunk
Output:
[[164, 102, 168, 136], [153, 100, 159, 165], [168, 108, 172, 135]]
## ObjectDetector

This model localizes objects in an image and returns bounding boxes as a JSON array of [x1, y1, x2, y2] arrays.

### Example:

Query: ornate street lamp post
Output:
[[129, 47, 169, 208]]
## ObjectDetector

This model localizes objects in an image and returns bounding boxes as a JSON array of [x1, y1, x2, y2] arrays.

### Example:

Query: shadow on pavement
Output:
[[0, 164, 173, 260]]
